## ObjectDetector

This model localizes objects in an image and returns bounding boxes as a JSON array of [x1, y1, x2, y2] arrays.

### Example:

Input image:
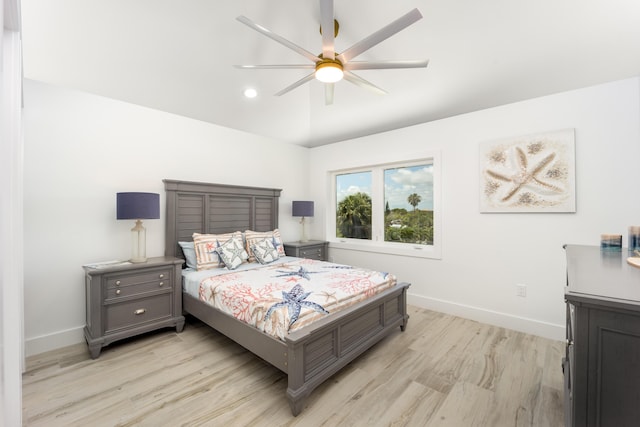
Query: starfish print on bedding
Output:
[[318, 290, 338, 305], [274, 266, 319, 281], [264, 284, 329, 329], [486, 147, 564, 202]]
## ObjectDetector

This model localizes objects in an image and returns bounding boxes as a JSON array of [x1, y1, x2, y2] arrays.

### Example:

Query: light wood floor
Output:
[[23, 306, 564, 426]]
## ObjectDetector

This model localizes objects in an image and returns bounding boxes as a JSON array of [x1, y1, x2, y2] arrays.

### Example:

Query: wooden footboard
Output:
[[183, 281, 410, 416], [284, 282, 410, 415]]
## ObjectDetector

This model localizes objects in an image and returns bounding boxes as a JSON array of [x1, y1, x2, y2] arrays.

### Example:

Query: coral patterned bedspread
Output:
[[196, 258, 397, 341]]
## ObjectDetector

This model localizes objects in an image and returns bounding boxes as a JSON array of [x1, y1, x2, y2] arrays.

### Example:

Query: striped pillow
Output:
[[193, 231, 243, 270], [244, 229, 285, 262]]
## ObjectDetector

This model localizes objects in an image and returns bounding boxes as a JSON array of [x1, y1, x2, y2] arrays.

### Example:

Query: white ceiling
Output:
[[20, 0, 640, 147]]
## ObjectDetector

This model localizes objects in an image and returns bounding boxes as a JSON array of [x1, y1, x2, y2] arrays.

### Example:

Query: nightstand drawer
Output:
[[104, 294, 172, 333], [105, 279, 171, 301], [104, 268, 172, 301], [299, 247, 324, 260], [106, 268, 171, 289]]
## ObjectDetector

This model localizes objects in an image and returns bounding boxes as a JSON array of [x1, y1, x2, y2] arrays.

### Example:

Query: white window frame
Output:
[[327, 152, 442, 259]]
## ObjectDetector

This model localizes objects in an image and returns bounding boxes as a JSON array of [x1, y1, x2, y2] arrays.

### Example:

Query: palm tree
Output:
[[407, 193, 422, 212], [337, 192, 372, 239]]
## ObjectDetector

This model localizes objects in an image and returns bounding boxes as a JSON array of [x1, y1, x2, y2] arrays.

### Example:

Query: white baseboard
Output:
[[408, 293, 565, 342], [25, 326, 85, 357], [25, 295, 565, 357]]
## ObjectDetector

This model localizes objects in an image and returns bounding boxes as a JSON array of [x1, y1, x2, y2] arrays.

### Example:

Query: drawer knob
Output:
[[159, 282, 164, 287], [134, 309, 146, 315], [159, 274, 164, 279], [115, 280, 121, 286], [116, 289, 121, 295]]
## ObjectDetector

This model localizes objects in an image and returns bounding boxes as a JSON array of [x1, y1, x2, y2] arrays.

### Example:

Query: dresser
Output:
[[564, 245, 640, 426], [83, 256, 185, 358], [283, 240, 329, 261]]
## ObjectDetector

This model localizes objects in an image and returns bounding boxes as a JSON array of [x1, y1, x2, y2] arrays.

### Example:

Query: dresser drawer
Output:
[[104, 269, 172, 301], [104, 293, 172, 333], [299, 246, 325, 260]]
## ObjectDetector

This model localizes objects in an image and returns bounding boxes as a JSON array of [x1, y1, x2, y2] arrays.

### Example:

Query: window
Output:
[[330, 154, 441, 259], [384, 164, 434, 245]]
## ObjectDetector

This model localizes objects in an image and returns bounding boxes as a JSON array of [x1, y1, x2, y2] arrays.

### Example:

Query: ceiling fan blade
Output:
[[274, 72, 316, 96], [325, 83, 335, 105], [343, 71, 387, 95], [344, 59, 429, 70], [237, 15, 320, 64], [337, 8, 423, 64], [319, 0, 335, 60], [235, 64, 315, 70]]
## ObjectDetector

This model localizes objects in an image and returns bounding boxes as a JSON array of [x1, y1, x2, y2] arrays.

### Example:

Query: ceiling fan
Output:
[[235, 0, 429, 105]]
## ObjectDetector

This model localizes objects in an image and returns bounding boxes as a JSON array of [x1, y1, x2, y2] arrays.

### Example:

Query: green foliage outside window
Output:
[[384, 207, 433, 245], [336, 192, 372, 239]]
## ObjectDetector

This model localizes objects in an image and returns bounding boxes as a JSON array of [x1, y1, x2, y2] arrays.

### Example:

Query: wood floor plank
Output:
[[22, 307, 564, 426]]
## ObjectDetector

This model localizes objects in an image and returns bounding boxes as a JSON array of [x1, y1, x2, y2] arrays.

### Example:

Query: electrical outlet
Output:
[[516, 284, 527, 297]]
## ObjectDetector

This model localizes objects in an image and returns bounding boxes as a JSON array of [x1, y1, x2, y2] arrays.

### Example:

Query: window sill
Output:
[[328, 239, 441, 260]]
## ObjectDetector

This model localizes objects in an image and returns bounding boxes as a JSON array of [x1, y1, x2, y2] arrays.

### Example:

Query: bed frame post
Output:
[[286, 341, 307, 416]]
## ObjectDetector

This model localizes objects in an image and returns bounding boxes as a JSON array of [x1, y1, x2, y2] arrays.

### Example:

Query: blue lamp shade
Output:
[[292, 201, 314, 218], [116, 192, 160, 220]]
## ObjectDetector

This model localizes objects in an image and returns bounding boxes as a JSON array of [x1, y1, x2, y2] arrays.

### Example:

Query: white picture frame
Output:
[[479, 129, 576, 213]]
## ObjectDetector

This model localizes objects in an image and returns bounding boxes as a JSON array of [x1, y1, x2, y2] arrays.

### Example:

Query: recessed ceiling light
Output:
[[243, 88, 258, 98]]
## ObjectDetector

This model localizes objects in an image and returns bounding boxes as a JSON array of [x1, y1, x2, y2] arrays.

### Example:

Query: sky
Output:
[[336, 164, 434, 211]]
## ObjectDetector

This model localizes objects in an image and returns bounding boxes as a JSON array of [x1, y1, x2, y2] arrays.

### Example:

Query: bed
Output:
[[164, 179, 410, 415]]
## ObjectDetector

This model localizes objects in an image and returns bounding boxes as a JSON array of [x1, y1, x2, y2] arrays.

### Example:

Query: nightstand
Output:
[[83, 256, 185, 359], [283, 240, 329, 261]]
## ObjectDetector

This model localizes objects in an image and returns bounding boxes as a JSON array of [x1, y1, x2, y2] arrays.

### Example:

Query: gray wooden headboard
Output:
[[163, 179, 282, 259]]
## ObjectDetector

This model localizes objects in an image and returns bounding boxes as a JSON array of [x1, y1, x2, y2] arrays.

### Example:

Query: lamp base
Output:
[[299, 217, 309, 243], [130, 220, 147, 263]]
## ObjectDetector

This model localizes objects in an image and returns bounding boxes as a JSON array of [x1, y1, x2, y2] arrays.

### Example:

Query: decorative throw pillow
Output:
[[193, 231, 242, 270], [178, 241, 197, 269], [251, 238, 280, 264], [215, 236, 249, 270], [244, 229, 285, 262]]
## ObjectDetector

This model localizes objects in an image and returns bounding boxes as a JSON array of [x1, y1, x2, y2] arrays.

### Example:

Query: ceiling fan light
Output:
[[315, 61, 344, 83]]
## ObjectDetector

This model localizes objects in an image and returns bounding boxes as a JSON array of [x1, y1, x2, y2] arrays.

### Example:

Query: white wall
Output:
[[22, 79, 310, 356], [309, 77, 640, 340]]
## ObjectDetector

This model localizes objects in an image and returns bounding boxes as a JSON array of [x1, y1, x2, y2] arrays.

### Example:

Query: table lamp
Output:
[[292, 201, 314, 242], [116, 192, 160, 263]]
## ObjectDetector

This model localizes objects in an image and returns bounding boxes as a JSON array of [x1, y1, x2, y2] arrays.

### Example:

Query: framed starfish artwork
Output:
[[479, 129, 576, 213]]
